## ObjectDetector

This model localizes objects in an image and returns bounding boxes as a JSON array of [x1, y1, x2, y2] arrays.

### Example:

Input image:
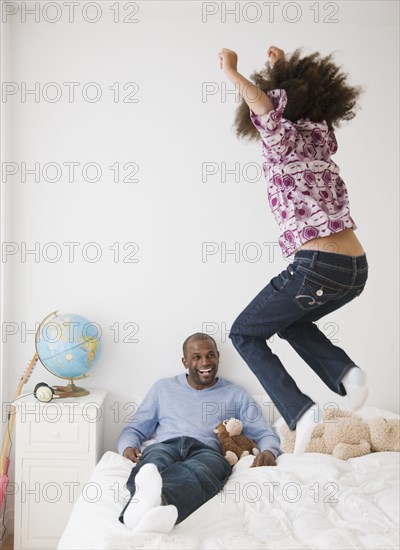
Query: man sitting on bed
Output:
[[117, 332, 281, 533]]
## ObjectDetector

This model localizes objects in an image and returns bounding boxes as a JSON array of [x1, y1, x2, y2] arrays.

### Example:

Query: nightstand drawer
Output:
[[19, 418, 90, 453]]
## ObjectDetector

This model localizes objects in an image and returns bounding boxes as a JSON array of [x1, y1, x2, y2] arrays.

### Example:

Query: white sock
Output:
[[133, 505, 178, 534], [342, 367, 368, 410], [123, 464, 162, 529], [294, 404, 322, 455]]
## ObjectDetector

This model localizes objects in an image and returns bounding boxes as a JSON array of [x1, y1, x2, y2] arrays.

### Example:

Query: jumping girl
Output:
[[218, 46, 369, 454]]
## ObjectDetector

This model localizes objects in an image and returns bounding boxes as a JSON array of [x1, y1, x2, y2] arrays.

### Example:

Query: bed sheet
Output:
[[58, 408, 400, 550]]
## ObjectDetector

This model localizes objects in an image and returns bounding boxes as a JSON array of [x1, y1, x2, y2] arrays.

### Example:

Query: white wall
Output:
[[1, 0, 399, 460]]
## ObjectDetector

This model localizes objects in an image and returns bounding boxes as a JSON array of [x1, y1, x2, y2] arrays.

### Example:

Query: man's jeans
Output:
[[119, 436, 232, 525], [229, 250, 368, 430]]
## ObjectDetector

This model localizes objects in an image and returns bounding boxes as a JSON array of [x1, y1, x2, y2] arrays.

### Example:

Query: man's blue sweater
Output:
[[118, 374, 280, 457]]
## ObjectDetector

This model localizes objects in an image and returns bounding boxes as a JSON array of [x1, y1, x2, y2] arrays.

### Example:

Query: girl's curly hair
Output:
[[235, 49, 362, 140]]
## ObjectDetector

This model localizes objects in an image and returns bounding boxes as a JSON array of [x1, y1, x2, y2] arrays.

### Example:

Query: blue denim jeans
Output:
[[119, 436, 232, 525], [229, 250, 368, 430]]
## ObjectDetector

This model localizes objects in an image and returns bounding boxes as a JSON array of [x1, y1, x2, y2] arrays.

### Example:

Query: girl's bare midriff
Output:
[[298, 228, 364, 256]]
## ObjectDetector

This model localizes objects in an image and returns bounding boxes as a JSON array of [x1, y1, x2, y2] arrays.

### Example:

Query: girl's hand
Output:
[[268, 45, 285, 68], [218, 48, 238, 74], [218, 48, 274, 115]]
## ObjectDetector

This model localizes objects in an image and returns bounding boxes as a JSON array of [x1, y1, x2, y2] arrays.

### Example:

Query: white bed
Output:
[[58, 407, 399, 550]]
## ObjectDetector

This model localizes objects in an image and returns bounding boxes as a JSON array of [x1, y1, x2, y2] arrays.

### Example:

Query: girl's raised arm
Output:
[[218, 48, 273, 116]]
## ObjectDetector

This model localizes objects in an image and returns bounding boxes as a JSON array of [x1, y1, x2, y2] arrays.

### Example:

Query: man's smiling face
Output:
[[182, 338, 220, 390]]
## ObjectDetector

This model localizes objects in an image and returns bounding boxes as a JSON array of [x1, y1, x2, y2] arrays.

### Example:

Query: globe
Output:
[[35, 311, 102, 396]]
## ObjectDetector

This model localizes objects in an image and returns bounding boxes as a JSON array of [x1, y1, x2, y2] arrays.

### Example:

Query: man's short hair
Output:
[[182, 333, 218, 358]]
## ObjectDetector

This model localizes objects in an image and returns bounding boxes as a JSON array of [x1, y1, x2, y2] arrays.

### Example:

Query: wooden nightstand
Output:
[[13, 389, 106, 549]]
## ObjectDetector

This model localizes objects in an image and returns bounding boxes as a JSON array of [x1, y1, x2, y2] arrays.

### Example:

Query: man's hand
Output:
[[218, 48, 238, 74], [251, 450, 276, 467], [123, 447, 142, 463], [268, 45, 285, 68]]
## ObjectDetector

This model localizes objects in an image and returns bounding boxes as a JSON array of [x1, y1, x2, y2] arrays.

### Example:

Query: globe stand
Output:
[[65, 379, 90, 397]]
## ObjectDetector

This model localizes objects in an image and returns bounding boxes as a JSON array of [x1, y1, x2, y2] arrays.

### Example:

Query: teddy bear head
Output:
[[214, 418, 243, 438], [369, 417, 400, 452]]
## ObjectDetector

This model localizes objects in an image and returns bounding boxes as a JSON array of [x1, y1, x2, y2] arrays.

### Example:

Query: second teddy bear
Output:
[[279, 408, 400, 460]]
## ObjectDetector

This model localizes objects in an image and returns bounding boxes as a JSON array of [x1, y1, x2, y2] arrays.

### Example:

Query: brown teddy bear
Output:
[[214, 418, 260, 465], [279, 408, 400, 460]]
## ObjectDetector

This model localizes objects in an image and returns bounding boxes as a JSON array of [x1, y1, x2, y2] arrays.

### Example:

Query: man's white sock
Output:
[[133, 505, 178, 534], [124, 464, 162, 529], [342, 367, 368, 410], [294, 405, 322, 455]]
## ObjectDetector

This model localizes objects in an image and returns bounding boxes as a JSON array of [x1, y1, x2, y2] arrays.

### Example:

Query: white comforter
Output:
[[58, 448, 399, 549]]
